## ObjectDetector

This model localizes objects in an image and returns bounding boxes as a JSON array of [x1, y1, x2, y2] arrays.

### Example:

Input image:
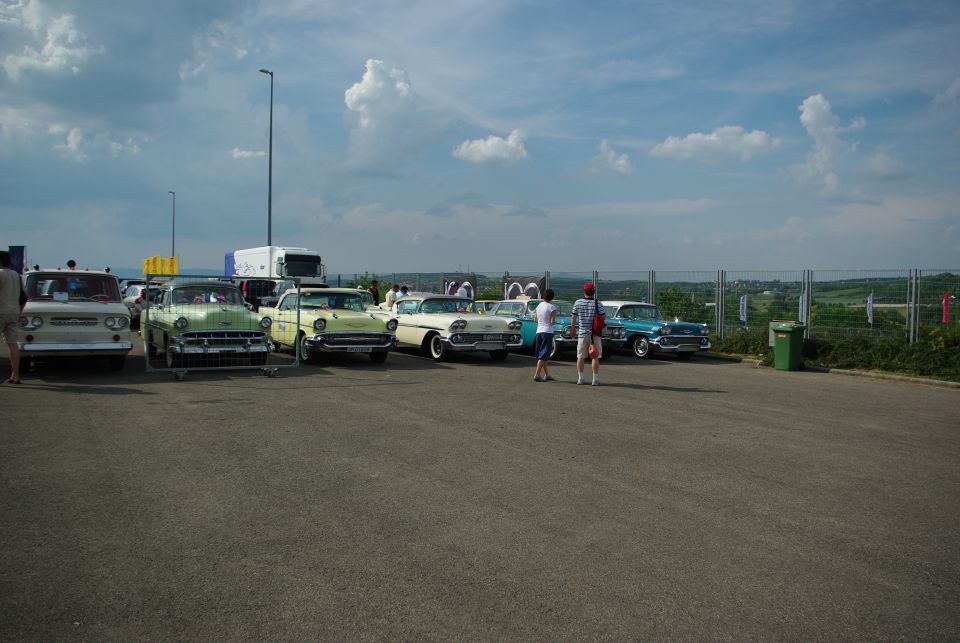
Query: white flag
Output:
[[739, 295, 747, 322], [867, 292, 874, 325]]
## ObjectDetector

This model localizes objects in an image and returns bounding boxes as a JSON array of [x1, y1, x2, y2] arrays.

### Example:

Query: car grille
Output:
[[50, 317, 98, 326], [321, 333, 393, 346], [457, 333, 509, 342], [664, 335, 704, 345], [181, 330, 267, 345]]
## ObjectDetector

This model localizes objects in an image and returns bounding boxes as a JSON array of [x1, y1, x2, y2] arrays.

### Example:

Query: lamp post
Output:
[[167, 190, 176, 256], [259, 68, 274, 246]]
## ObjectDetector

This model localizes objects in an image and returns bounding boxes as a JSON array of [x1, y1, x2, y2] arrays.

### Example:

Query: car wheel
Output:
[[298, 332, 314, 364], [428, 334, 449, 361], [631, 335, 650, 359], [489, 349, 508, 361], [369, 351, 388, 364]]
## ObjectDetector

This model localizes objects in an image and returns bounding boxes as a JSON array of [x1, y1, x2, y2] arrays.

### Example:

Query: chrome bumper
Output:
[[306, 333, 397, 353], [170, 340, 270, 355], [553, 337, 626, 351], [650, 336, 711, 353], [21, 341, 133, 352], [443, 335, 524, 352]]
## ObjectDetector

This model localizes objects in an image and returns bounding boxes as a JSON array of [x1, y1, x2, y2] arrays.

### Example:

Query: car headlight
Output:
[[615, 327, 625, 338], [313, 318, 326, 331], [508, 320, 521, 330], [20, 316, 43, 330], [660, 326, 672, 335], [386, 319, 398, 331], [116, 316, 129, 328], [450, 333, 462, 343], [700, 326, 709, 335], [561, 325, 571, 338], [259, 316, 272, 329], [175, 317, 188, 330]]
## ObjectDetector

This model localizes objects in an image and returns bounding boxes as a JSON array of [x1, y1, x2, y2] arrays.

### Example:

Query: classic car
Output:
[[602, 300, 711, 359], [141, 279, 273, 368], [372, 294, 523, 361], [121, 283, 161, 328], [19, 269, 132, 371], [487, 299, 627, 359], [259, 288, 397, 364]]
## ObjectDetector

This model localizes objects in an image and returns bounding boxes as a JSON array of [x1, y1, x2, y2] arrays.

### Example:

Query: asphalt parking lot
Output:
[[2, 341, 958, 640]]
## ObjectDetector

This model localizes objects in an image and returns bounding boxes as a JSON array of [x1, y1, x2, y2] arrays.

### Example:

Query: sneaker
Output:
[[533, 376, 543, 382], [577, 378, 585, 385], [592, 377, 600, 386]]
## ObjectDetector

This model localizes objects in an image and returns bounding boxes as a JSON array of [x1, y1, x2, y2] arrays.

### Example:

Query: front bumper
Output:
[[169, 339, 271, 355], [444, 333, 523, 352], [306, 332, 397, 353], [651, 335, 711, 353], [19, 341, 133, 355]]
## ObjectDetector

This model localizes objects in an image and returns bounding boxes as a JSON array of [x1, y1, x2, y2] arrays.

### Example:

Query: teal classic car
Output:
[[488, 299, 626, 359], [602, 300, 710, 359], [142, 279, 273, 368]]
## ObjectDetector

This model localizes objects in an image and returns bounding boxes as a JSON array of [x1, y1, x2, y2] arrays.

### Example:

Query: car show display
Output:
[[603, 300, 711, 358], [18, 269, 132, 371], [259, 287, 398, 363], [141, 278, 274, 371], [372, 293, 523, 361]]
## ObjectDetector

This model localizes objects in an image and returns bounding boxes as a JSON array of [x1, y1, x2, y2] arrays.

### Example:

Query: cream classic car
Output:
[[19, 269, 132, 371], [260, 288, 398, 363], [373, 293, 523, 361]]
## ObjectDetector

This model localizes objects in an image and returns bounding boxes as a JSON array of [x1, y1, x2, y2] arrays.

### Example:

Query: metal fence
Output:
[[333, 268, 959, 343], [143, 274, 297, 379]]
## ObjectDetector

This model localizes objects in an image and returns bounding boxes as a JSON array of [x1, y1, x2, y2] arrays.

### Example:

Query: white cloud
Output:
[[453, 129, 528, 164], [590, 139, 633, 174], [793, 93, 865, 196], [51, 126, 85, 160], [934, 78, 960, 106], [343, 59, 422, 171], [649, 126, 780, 161], [231, 147, 265, 159], [864, 147, 910, 180], [2, 2, 102, 81]]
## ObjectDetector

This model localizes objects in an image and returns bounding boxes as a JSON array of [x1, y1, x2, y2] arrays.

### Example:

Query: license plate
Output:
[[346, 347, 373, 353], [677, 344, 698, 352], [483, 334, 500, 340]]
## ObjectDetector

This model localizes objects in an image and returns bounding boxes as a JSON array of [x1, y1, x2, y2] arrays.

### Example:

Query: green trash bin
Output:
[[772, 322, 805, 371]]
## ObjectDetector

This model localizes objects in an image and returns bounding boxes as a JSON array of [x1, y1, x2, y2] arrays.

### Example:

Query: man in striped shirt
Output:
[[570, 282, 605, 386]]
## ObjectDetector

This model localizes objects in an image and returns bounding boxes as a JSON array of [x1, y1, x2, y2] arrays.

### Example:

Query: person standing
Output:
[[533, 289, 558, 382], [385, 284, 400, 307], [368, 280, 380, 305], [0, 250, 23, 384], [398, 285, 409, 299], [571, 282, 605, 386]]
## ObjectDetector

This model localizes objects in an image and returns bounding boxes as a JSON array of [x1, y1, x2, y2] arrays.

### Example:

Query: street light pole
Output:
[[259, 68, 274, 246], [167, 190, 176, 256]]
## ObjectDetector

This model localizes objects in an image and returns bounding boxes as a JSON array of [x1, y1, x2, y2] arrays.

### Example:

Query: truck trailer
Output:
[[225, 246, 326, 287]]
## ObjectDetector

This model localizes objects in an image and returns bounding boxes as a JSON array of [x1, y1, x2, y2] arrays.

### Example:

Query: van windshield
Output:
[[25, 273, 121, 302]]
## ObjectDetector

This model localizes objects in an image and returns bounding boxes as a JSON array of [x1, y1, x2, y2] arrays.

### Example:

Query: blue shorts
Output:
[[534, 333, 554, 360]]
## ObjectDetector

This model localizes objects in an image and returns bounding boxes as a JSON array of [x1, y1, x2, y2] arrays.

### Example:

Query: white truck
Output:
[[224, 246, 326, 287]]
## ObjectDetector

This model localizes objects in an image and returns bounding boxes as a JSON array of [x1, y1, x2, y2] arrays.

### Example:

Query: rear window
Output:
[[25, 273, 121, 302]]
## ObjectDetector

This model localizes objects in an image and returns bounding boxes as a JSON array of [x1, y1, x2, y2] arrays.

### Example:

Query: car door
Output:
[[394, 298, 420, 345], [273, 293, 298, 346]]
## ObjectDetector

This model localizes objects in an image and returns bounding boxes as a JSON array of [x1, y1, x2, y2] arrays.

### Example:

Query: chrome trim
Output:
[[649, 336, 711, 352], [21, 342, 133, 351], [305, 332, 397, 353], [440, 335, 524, 351]]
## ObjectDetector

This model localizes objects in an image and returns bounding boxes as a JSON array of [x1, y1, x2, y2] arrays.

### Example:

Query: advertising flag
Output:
[[867, 292, 874, 326], [739, 295, 747, 323], [944, 291, 951, 324], [502, 276, 546, 300]]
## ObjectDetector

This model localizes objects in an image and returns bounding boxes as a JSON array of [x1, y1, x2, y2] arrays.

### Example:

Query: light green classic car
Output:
[[260, 288, 398, 363], [142, 279, 273, 368]]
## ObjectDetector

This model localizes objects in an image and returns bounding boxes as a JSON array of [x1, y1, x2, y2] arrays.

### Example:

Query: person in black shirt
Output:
[[368, 280, 380, 305]]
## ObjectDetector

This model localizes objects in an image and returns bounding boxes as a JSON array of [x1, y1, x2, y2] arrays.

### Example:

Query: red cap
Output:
[[583, 282, 595, 293]]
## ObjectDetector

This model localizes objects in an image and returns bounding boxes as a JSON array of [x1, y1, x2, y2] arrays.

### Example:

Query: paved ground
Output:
[[1, 341, 958, 640]]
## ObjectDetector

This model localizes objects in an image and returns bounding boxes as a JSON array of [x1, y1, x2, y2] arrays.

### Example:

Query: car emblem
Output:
[[682, 329, 692, 334]]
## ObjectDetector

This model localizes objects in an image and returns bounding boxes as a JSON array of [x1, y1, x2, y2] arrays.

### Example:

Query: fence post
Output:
[[545, 270, 550, 290], [717, 270, 724, 340]]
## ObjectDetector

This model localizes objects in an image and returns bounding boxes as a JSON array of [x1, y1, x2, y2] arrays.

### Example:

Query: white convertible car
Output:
[[374, 293, 523, 361]]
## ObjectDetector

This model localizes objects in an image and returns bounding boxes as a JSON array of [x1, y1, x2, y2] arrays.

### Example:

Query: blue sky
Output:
[[2, 0, 959, 274]]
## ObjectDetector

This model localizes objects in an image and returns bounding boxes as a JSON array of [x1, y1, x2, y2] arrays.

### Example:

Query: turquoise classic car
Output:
[[602, 300, 711, 359], [488, 299, 626, 359]]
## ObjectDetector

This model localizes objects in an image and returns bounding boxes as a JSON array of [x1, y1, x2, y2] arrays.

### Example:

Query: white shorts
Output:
[[0, 314, 18, 343], [576, 336, 601, 359]]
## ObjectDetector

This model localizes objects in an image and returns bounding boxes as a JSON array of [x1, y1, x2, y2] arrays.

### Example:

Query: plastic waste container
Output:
[[771, 322, 805, 371]]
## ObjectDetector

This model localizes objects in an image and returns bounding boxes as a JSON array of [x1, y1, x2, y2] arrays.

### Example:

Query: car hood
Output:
[[152, 304, 261, 326], [24, 299, 129, 316], [616, 318, 704, 333], [414, 312, 513, 331], [298, 308, 388, 331]]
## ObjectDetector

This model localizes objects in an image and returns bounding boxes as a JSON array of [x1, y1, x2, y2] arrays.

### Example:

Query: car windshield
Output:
[[420, 298, 475, 313], [172, 286, 244, 305], [299, 292, 366, 312], [616, 305, 662, 321], [25, 273, 121, 302]]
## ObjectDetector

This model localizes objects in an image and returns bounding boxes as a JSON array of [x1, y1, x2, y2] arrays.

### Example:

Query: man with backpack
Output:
[[570, 281, 605, 386]]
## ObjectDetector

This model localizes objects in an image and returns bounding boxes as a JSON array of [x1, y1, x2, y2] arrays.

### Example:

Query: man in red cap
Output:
[[570, 281, 605, 385]]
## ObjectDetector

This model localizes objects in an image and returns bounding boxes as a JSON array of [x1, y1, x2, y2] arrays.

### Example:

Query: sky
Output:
[[2, 0, 959, 275]]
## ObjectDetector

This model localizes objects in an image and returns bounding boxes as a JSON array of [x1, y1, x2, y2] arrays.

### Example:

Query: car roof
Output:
[[602, 300, 654, 307], [26, 268, 115, 277]]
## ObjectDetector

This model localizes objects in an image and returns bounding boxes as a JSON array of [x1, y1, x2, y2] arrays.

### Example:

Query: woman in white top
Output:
[[533, 288, 558, 382]]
